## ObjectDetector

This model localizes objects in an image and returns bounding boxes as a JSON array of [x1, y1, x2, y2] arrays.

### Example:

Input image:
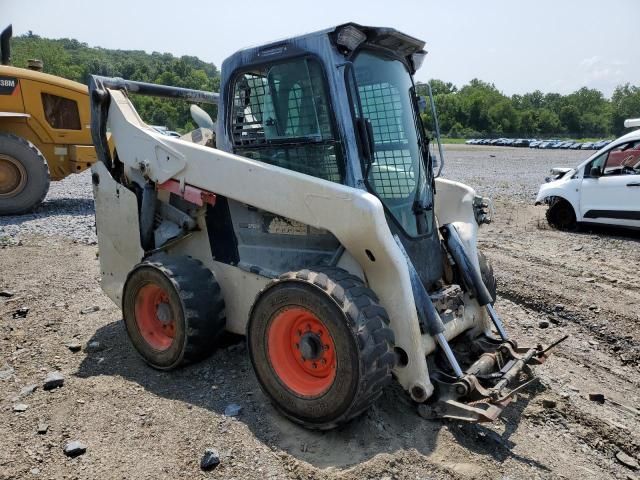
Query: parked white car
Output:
[[535, 119, 640, 230]]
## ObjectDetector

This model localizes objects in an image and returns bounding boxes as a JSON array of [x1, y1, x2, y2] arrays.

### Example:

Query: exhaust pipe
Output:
[[1, 24, 12, 65]]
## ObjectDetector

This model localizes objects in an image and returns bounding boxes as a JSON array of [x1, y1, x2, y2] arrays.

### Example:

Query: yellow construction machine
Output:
[[0, 25, 97, 215]]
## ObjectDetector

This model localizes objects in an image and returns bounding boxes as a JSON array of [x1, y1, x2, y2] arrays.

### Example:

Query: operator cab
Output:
[[216, 23, 443, 288]]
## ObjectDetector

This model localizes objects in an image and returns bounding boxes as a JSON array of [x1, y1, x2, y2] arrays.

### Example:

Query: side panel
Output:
[[434, 178, 480, 271], [227, 199, 340, 277], [0, 73, 25, 112], [163, 221, 271, 335], [580, 176, 640, 228], [434, 178, 492, 337], [92, 162, 144, 306]]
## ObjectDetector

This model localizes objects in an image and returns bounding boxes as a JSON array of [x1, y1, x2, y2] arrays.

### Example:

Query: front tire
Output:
[[546, 197, 576, 230], [122, 254, 225, 370], [248, 267, 395, 430], [0, 133, 50, 215]]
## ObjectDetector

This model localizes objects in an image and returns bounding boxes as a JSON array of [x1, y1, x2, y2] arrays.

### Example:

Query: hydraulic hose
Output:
[[140, 182, 156, 251], [441, 224, 493, 306]]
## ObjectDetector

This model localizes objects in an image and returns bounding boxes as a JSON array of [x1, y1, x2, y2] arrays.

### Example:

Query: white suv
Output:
[[536, 119, 640, 230]]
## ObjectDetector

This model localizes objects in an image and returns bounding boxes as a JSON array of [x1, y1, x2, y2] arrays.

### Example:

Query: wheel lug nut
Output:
[[321, 359, 326, 365], [312, 363, 317, 369]]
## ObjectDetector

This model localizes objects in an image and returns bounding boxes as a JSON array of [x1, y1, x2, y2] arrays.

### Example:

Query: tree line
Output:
[[11, 32, 219, 132], [417, 79, 640, 139], [10, 33, 640, 138]]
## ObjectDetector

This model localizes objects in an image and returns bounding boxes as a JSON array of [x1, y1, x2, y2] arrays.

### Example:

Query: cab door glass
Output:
[[41, 93, 81, 130], [603, 141, 640, 175], [230, 57, 343, 183]]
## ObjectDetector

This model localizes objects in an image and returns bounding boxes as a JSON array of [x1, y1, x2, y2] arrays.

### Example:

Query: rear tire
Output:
[[248, 267, 395, 430], [0, 133, 50, 215], [546, 197, 576, 230], [122, 254, 225, 370]]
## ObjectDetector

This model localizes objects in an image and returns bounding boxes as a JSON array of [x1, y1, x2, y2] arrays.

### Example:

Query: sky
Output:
[[4, 0, 638, 97]]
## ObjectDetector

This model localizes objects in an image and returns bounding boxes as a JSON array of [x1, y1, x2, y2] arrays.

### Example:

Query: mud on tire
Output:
[[122, 254, 226, 370], [248, 267, 396, 430], [546, 197, 577, 230]]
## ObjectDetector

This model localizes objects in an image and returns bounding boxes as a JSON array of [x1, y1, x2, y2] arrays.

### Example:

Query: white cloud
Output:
[[578, 57, 628, 95], [580, 56, 602, 68]]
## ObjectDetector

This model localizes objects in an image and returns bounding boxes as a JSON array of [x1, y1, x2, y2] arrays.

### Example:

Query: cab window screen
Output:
[[41, 93, 81, 130], [230, 57, 343, 183]]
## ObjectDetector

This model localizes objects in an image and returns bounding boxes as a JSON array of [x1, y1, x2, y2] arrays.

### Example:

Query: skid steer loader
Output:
[[89, 23, 564, 428]]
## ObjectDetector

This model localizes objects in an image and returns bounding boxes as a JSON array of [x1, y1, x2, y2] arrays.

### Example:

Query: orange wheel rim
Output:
[[267, 307, 337, 397], [134, 283, 176, 351]]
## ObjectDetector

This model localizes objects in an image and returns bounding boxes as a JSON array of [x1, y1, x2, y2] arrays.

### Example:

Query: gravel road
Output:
[[0, 171, 96, 245], [1, 146, 638, 479], [443, 144, 588, 203]]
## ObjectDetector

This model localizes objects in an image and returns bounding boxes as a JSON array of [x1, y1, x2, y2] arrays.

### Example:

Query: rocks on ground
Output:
[[588, 393, 605, 404], [43, 371, 64, 390], [18, 384, 38, 398], [224, 403, 242, 417], [63, 441, 87, 458], [80, 305, 100, 315], [615, 451, 639, 470], [200, 448, 221, 471], [66, 342, 82, 352], [12, 307, 29, 318], [0, 365, 14, 380]]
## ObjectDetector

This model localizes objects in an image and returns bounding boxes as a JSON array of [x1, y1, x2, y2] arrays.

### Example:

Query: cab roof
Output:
[[223, 23, 426, 71]]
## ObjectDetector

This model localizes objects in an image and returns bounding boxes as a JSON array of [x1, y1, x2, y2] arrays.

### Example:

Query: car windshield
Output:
[[351, 51, 432, 237]]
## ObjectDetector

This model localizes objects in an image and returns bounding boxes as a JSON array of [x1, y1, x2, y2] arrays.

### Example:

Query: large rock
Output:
[[200, 448, 220, 471], [63, 441, 87, 458], [43, 371, 64, 390], [615, 451, 639, 470]]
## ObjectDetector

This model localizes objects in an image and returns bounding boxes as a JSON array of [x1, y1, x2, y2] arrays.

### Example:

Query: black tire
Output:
[[478, 250, 497, 304], [122, 254, 225, 370], [248, 267, 395, 430], [546, 197, 577, 230], [0, 133, 50, 215]]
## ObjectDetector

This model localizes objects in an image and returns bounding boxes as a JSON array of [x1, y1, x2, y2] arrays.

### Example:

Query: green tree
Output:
[[610, 84, 640, 135]]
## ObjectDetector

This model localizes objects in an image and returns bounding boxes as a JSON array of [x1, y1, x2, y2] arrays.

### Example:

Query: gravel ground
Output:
[[0, 171, 95, 245], [443, 144, 588, 203], [1, 145, 639, 479]]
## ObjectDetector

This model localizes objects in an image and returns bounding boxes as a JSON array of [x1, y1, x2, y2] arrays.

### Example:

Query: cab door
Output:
[[580, 141, 640, 228], [21, 78, 89, 145]]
